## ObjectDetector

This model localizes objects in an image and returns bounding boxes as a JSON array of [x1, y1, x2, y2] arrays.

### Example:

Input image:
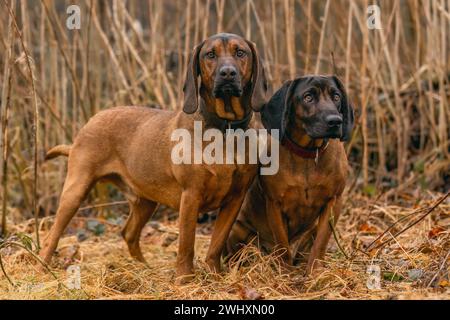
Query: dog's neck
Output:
[[199, 91, 252, 132], [282, 123, 329, 160]]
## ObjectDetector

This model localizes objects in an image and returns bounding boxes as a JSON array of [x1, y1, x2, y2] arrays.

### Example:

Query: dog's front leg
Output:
[[205, 191, 248, 273], [306, 196, 342, 275], [176, 190, 201, 283], [266, 199, 293, 265]]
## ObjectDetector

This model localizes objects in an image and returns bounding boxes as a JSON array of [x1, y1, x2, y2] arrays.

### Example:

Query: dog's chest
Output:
[[265, 158, 345, 237], [201, 162, 256, 210], [285, 174, 337, 238], [292, 171, 334, 202]]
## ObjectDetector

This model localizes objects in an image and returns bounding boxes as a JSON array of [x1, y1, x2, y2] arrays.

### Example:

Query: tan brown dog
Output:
[[226, 75, 354, 274], [41, 33, 267, 281]]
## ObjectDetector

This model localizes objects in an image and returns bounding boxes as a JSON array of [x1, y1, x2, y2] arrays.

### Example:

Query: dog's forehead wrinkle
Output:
[[208, 33, 244, 49], [228, 38, 249, 48], [222, 39, 251, 57], [202, 39, 223, 53], [295, 77, 339, 97], [204, 39, 250, 57], [311, 79, 328, 91], [221, 37, 228, 50]]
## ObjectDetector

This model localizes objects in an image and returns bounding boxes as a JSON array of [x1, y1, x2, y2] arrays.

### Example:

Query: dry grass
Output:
[[0, 190, 448, 300]]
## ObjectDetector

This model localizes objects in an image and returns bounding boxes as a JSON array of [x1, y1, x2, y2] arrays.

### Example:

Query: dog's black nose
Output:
[[219, 66, 237, 81], [325, 114, 343, 127]]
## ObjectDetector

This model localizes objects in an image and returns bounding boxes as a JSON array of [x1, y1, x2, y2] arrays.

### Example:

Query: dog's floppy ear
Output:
[[332, 76, 354, 141], [245, 40, 268, 111], [183, 41, 205, 114], [261, 78, 300, 139]]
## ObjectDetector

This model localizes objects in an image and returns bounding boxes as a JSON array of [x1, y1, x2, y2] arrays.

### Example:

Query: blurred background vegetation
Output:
[[0, 0, 448, 229]]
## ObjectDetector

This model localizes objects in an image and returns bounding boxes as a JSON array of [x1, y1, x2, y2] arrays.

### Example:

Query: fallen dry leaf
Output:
[[359, 222, 377, 233], [239, 287, 264, 300], [439, 280, 449, 288], [162, 234, 178, 247], [57, 244, 80, 268], [418, 244, 434, 254], [141, 225, 157, 238], [428, 226, 445, 239]]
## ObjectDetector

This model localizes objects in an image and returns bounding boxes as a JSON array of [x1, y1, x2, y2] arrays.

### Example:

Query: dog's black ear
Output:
[[332, 76, 354, 141], [183, 41, 205, 114], [245, 40, 268, 111], [261, 79, 300, 139]]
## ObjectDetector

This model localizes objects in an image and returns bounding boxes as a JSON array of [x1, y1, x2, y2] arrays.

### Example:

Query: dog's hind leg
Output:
[[40, 171, 95, 264], [121, 198, 157, 263], [224, 220, 254, 259]]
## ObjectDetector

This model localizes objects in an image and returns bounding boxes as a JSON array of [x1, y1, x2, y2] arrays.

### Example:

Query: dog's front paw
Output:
[[205, 257, 222, 274], [175, 273, 195, 285], [306, 259, 324, 277], [175, 262, 195, 285]]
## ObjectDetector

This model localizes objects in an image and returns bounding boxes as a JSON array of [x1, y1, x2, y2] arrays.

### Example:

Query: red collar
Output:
[[281, 135, 329, 159]]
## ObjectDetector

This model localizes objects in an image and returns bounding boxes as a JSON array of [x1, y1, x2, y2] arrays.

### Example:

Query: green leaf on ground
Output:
[[363, 184, 377, 197], [383, 271, 404, 282]]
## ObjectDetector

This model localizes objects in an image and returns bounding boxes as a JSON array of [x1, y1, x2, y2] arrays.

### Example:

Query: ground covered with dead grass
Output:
[[0, 191, 449, 300]]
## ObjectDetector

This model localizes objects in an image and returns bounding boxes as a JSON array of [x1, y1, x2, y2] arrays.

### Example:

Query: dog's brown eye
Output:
[[236, 49, 246, 58], [303, 93, 314, 103], [333, 93, 341, 102], [206, 51, 216, 59]]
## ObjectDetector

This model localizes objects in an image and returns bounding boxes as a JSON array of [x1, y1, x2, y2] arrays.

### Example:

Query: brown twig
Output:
[[3, 0, 41, 248], [367, 192, 449, 252], [0, 0, 14, 237]]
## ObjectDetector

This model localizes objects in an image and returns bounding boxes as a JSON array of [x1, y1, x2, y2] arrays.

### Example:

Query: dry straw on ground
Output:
[[0, 191, 448, 300]]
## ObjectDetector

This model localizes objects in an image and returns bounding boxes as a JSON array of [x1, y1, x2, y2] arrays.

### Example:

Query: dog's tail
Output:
[[45, 144, 72, 160]]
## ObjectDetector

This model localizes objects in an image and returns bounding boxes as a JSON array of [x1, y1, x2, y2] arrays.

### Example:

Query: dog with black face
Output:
[[262, 75, 353, 142], [226, 75, 354, 275]]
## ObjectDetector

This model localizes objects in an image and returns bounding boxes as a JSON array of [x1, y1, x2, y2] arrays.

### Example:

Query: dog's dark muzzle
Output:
[[213, 80, 242, 98], [302, 113, 343, 139], [213, 65, 243, 98]]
